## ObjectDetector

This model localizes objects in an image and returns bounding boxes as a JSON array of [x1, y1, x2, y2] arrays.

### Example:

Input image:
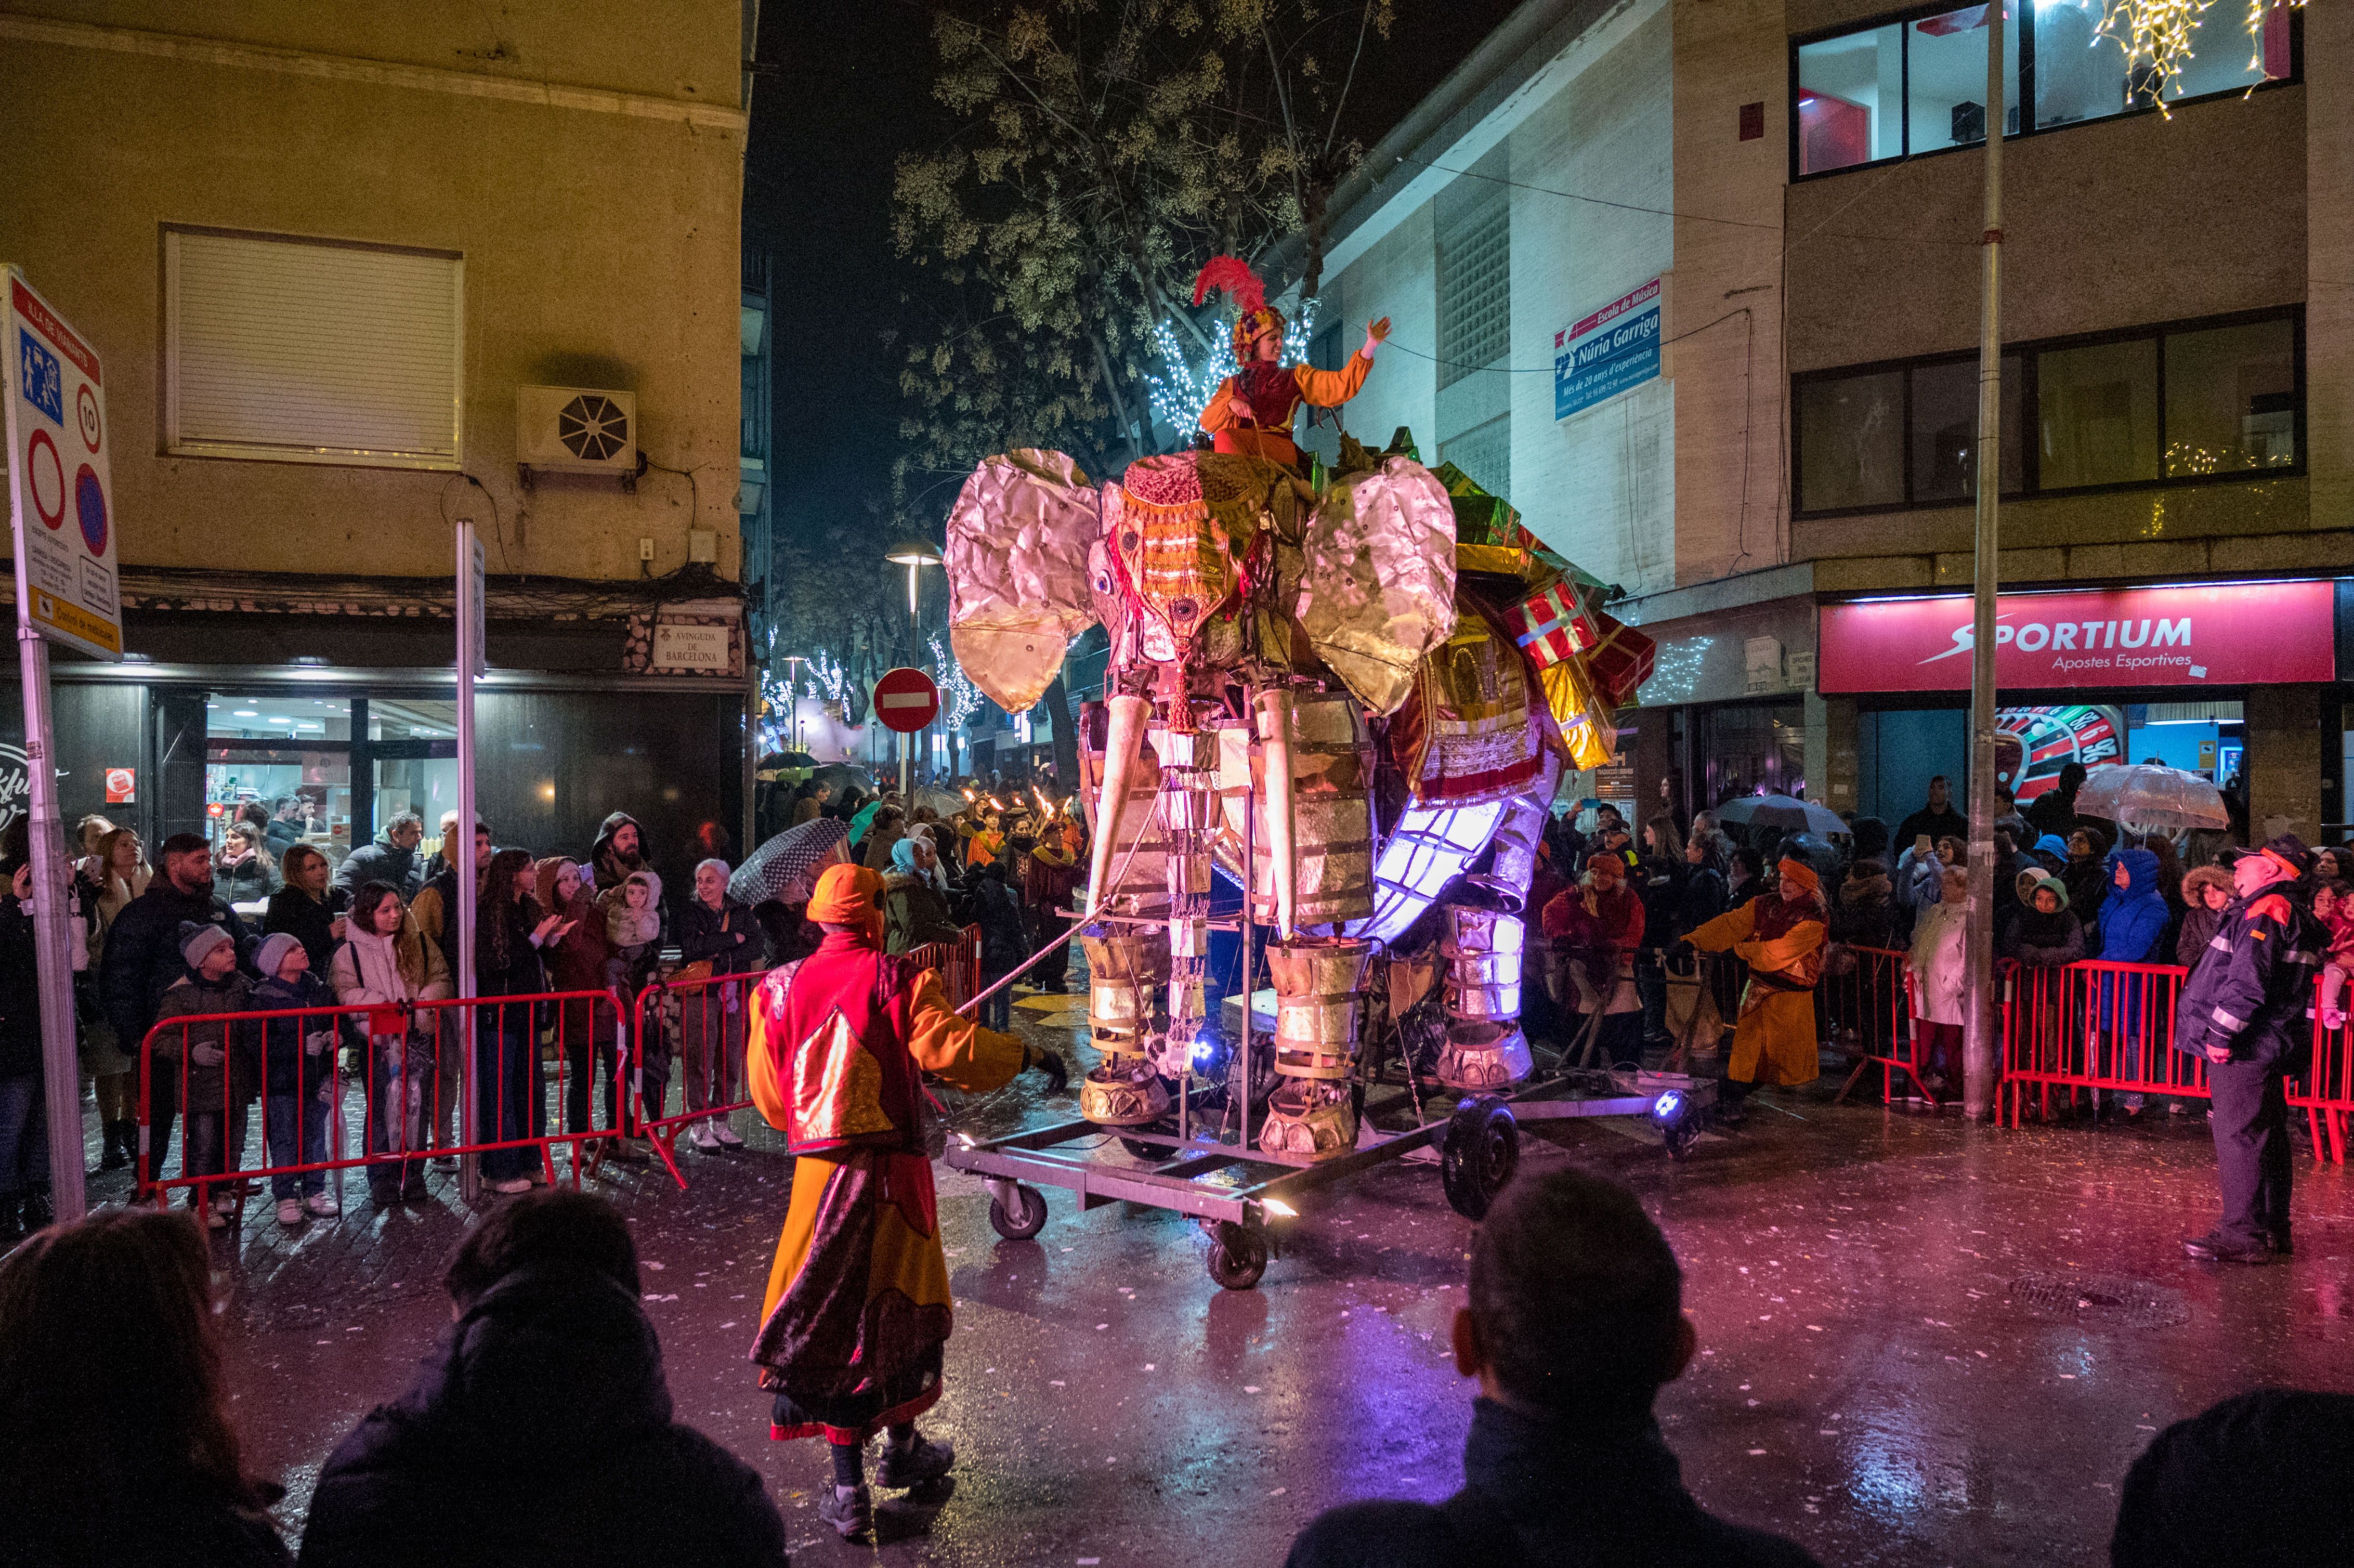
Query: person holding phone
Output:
[[1895, 776, 1968, 852]]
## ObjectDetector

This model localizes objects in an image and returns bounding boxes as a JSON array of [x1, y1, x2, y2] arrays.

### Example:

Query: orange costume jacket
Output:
[[744, 931, 1022, 1441], [1197, 351, 1376, 468]]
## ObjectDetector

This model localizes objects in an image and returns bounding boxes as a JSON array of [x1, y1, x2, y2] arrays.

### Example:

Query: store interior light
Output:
[[233, 710, 258, 717]]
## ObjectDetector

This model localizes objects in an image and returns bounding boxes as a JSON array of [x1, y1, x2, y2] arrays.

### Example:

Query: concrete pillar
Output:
[[1806, 691, 1859, 816], [2247, 684, 2324, 844], [1630, 708, 1677, 834]]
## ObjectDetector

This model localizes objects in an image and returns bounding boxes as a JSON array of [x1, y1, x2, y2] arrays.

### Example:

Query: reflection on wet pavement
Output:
[[174, 1017, 2350, 1566]]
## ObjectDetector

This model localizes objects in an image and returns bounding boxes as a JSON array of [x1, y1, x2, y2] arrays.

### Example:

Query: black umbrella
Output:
[[769, 749, 819, 769]]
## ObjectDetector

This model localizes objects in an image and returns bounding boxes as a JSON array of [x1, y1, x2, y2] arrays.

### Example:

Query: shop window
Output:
[[1905, 6, 2020, 151], [2164, 318, 2295, 475], [1908, 354, 2023, 502], [1701, 703, 1809, 805], [204, 694, 355, 879], [1796, 369, 1904, 512], [2036, 337, 2160, 488], [1796, 24, 1903, 172]]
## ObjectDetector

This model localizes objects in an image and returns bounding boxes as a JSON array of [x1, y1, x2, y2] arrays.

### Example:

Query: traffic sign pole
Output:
[[872, 667, 942, 805], [4, 267, 123, 1225]]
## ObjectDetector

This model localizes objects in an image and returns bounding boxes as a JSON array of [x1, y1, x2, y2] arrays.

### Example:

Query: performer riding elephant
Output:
[[1191, 255, 1390, 471]]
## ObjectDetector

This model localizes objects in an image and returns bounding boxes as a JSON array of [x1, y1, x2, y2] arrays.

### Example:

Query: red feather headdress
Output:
[[1191, 256, 1283, 360]]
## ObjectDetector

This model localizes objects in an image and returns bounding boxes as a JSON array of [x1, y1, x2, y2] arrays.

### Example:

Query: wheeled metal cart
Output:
[[945, 1053, 1718, 1290]]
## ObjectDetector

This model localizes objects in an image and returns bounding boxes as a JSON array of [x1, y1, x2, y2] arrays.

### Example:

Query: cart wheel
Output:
[[988, 1183, 1048, 1240], [1206, 1221, 1270, 1290], [1662, 1116, 1702, 1162], [1441, 1095, 1520, 1221]]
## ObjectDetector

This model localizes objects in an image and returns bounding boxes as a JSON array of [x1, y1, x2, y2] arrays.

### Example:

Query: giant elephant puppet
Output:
[[942, 433, 1651, 1160]]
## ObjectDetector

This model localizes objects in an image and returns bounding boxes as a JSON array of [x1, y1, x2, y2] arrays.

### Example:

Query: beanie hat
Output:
[[179, 921, 233, 970], [255, 932, 305, 978]]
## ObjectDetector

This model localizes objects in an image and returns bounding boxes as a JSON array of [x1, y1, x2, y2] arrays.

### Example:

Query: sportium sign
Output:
[[1553, 277, 1661, 422], [1816, 582, 2335, 694]]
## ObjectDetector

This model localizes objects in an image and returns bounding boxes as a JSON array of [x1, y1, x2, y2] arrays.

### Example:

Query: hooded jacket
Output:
[[297, 1265, 787, 1567], [1832, 860, 1899, 952], [2005, 875, 2084, 968], [153, 965, 259, 1107], [590, 812, 649, 894], [2096, 847, 2169, 965], [532, 858, 611, 994], [2176, 866, 2235, 971]]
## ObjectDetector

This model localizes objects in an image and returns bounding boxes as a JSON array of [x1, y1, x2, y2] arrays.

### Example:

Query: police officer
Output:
[[2175, 837, 2323, 1264]]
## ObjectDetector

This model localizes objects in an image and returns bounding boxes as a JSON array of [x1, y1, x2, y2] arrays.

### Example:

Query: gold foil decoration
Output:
[[945, 449, 1102, 712], [1293, 455, 1457, 717]]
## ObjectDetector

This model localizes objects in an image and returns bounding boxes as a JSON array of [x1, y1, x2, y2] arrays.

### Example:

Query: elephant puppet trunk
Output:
[[1087, 694, 1152, 915], [1256, 688, 1299, 940]]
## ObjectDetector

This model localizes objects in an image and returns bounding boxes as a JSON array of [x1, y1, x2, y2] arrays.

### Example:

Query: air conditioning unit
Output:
[[516, 385, 637, 476]]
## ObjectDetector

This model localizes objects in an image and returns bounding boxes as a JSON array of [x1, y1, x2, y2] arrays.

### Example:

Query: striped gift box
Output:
[[1502, 577, 1601, 666]]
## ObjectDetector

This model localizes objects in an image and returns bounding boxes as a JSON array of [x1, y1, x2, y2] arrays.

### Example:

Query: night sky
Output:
[[748, 1, 1525, 555]]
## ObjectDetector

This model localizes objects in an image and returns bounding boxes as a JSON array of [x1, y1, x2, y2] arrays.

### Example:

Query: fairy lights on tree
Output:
[[928, 633, 983, 731], [1143, 296, 1318, 440]]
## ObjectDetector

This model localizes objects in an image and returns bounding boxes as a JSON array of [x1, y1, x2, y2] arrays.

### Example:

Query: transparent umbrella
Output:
[[2072, 764, 2228, 831]]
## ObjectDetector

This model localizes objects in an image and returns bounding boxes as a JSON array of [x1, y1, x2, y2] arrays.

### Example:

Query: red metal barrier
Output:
[[2289, 1013, 2351, 1165], [1824, 946, 1931, 1107], [629, 926, 985, 1191], [137, 989, 629, 1217], [1998, 959, 2204, 1127], [630, 968, 758, 1188]]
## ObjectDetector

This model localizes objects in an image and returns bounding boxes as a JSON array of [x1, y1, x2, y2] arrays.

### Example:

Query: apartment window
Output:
[[1793, 1, 2292, 177], [1440, 413, 1511, 501], [1793, 308, 2301, 515], [1436, 160, 1510, 390], [164, 227, 464, 469], [2038, 337, 2159, 486], [1797, 370, 1904, 510], [1908, 354, 2023, 501]]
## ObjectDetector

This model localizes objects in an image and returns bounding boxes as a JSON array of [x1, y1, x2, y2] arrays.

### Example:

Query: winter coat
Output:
[[1894, 803, 1969, 852], [332, 830, 423, 901], [2062, 853, 2110, 939], [215, 850, 278, 904], [1021, 843, 1082, 923], [2173, 884, 2326, 1068], [0, 897, 39, 1078], [297, 1264, 788, 1568], [676, 894, 763, 976], [883, 871, 964, 956], [1285, 1396, 1821, 1568], [153, 969, 260, 1109], [251, 971, 339, 1097], [1830, 865, 1900, 952], [971, 874, 1029, 974], [476, 907, 550, 1000], [1542, 880, 1645, 1015], [410, 868, 462, 974], [532, 859, 611, 995], [2176, 895, 2229, 972], [2025, 787, 2081, 841], [1907, 896, 1970, 1026], [1893, 846, 1948, 926], [1670, 866, 1728, 943], [2095, 848, 2169, 965], [330, 926, 453, 1010], [263, 884, 349, 974], [99, 883, 255, 1054], [2007, 900, 2084, 968], [599, 872, 663, 950]]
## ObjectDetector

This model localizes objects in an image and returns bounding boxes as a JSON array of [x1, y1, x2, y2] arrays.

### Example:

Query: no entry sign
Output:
[[873, 666, 941, 732]]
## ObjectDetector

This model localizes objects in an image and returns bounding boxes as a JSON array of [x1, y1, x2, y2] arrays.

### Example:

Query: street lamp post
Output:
[[780, 653, 806, 752], [885, 542, 943, 799]]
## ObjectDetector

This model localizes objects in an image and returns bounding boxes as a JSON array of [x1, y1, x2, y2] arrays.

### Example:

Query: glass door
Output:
[[202, 695, 355, 896]]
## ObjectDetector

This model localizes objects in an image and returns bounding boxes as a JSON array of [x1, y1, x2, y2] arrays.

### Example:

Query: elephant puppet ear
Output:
[[945, 450, 1103, 712], [1294, 455, 1458, 716]]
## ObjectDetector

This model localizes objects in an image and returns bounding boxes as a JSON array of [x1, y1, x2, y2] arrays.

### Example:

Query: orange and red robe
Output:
[[1197, 351, 1375, 468], [1685, 892, 1827, 1087], [746, 928, 1023, 1442]]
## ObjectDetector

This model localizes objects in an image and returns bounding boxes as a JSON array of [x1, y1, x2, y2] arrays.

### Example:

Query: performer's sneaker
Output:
[[875, 1434, 956, 1489], [819, 1483, 872, 1541], [2182, 1231, 2273, 1264]]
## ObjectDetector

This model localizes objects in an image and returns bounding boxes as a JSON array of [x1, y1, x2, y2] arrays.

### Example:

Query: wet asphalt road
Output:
[[105, 991, 2352, 1566]]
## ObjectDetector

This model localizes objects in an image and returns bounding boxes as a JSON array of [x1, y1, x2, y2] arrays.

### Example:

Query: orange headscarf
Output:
[[807, 863, 886, 942], [1776, 856, 1821, 895]]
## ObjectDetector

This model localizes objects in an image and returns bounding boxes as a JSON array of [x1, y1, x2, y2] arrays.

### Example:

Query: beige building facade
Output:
[[0, 3, 758, 873], [1304, 0, 2351, 843]]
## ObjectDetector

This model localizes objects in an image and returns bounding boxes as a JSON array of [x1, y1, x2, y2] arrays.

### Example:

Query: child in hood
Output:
[[251, 931, 341, 1225], [598, 869, 663, 999], [2093, 846, 2169, 1115], [153, 921, 258, 1229]]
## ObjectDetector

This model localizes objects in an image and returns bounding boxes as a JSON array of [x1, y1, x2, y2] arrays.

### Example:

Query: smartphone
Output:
[[1914, 833, 1933, 856]]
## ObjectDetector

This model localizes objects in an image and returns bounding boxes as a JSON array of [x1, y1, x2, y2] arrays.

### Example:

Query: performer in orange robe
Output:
[[1191, 255, 1391, 469], [746, 863, 1058, 1539], [1684, 856, 1827, 1115]]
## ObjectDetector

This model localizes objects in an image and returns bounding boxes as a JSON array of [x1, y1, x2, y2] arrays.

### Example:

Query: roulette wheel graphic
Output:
[[1997, 704, 2124, 803]]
